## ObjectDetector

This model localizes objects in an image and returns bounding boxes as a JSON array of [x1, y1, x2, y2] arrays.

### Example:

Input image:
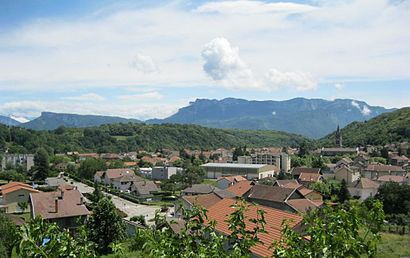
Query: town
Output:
[[1, 120, 409, 257]]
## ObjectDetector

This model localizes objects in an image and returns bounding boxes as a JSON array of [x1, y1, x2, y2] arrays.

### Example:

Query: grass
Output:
[[202, 179, 218, 187], [376, 232, 410, 258]]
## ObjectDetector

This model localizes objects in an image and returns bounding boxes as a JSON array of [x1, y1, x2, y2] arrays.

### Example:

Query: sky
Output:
[[0, 0, 409, 120]]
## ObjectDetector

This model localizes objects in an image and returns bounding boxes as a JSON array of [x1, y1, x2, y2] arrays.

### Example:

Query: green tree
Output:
[[0, 212, 19, 257], [274, 200, 384, 258], [16, 217, 95, 258], [375, 182, 410, 215], [17, 201, 28, 213], [86, 197, 126, 254], [78, 158, 106, 180], [32, 147, 50, 181], [338, 179, 351, 203], [89, 182, 104, 204]]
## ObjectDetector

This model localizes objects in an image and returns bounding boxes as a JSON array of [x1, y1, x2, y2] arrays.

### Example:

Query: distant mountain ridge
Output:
[[0, 115, 21, 126], [147, 98, 395, 139], [20, 112, 142, 130]]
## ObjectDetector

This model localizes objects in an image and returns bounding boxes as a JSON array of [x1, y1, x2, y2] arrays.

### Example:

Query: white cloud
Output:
[[116, 91, 163, 101], [130, 54, 158, 73], [264, 69, 317, 91], [201, 37, 257, 88], [195, 1, 317, 15], [334, 83, 344, 90], [63, 93, 105, 102], [351, 100, 372, 116]]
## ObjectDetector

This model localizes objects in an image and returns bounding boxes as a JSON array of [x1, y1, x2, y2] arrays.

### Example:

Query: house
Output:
[[131, 180, 160, 197], [0, 182, 39, 213], [291, 167, 321, 179], [201, 163, 276, 179], [298, 173, 323, 186], [246, 185, 317, 213], [216, 175, 247, 190], [273, 179, 301, 189], [45, 176, 66, 188], [389, 155, 409, 167], [362, 164, 406, 180], [320, 147, 359, 156], [77, 153, 99, 162], [0, 154, 34, 171], [181, 184, 216, 196], [334, 158, 353, 170], [30, 185, 90, 230], [226, 180, 255, 197], [205, 198, 303, 257], [376, 175, 408, 185], [95, 168, 139, 188], [348, 178, 379, 201], [273, 180, 323, 202], [352, 155, 370, 169], [151, 166, 178, 180], [334, 166, 361, 184]]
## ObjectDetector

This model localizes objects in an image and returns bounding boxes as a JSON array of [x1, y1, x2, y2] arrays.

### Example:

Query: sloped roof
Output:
[[182, 184, 215, 194], [351, 178, 379, 189], [298, 173, 322, 182], [377, 175, 406, 183], [0, 182, 39, 195], [206, 198, 302, 257], [31, 188, 90, 219], [182, 193, 222, 209], [366, 164, 404, 172], [275, 180, 301, 189], [226, 180, 254, 197], [97, 168, 136, 179], [213, 189, 236, 199], [286, 199, 319, 213], [217, 175, 247, 183], [132, 180, 159, 195], [297, 186, 314, 196], [247, 185, 297, 203]]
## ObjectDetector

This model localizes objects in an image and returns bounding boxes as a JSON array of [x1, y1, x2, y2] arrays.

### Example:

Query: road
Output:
[[68, 178, 169, 225]]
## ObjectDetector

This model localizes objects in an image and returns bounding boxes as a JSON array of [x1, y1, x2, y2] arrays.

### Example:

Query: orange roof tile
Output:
[[206, 198, 302, 257], [182, 193, 222, 209], [0, 182, 39, 195], [286, 199, 319, 213], [226, 180, 253, 197]]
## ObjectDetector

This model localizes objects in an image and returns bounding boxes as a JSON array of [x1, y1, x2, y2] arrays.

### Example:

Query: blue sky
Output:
[[0, 0, 409, 120]]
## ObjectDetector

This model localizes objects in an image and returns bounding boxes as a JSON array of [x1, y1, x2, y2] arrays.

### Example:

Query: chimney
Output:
[[78, 196, 84, 205], [55, 198, 58, 213], [59, 190, 64, 200]]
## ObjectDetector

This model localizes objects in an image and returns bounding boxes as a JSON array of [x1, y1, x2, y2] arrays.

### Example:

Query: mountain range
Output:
[[147, 98, 394, 138], [0, 98, 396, 138]]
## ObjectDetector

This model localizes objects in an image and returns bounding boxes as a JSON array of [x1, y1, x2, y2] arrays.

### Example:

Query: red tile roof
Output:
[[292, 167, 321, 175], [217, 175, 247, 183], [286, 199, 319, 213], [31, 187, 90, 219], [0, 182, 39, 195], [206, 198, 302, 257], [366, 164, 405, 172], [351, 178, 379, 189], [298, 173, 322, 182], [226, 180, 253, 197], [377, 175, 406, 183], [98, 168, 136, 179], [182, 193, 222, 209]]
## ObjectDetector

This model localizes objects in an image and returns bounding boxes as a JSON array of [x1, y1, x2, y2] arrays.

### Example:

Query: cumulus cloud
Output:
[[195, 1, 317, 15], [264, 69, 317, 91], [201, 37, 257, 88], [63, 93, 105, 102], [130, 54, 158, 73], [351, 100, 372, 116], [201, 37, 316, 91]]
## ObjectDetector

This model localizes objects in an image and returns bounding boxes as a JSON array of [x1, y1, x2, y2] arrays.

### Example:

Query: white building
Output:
[[201, 163, 276, 179], [1, 154, 34, 171], [151, 166, 178, 180], [237, 153, 291, 172]]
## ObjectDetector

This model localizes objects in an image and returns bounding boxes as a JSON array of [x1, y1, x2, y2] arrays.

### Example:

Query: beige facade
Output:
[[334, 167, 361, 184], [0, 184, 39, 213]]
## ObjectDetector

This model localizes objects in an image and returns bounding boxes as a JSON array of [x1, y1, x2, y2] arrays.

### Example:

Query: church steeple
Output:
[[335, 125, 342, 147]]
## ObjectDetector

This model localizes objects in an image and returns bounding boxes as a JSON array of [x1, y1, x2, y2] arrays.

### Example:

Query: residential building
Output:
[[131, 180, 160, 197], [205, 198, 302, 257], [348, 178, 379, 201], [376, 175, 408, 185], [0, 154, 34, 171], [77, 153, 99, 162], [201, 163, 276, 179], [181, 184, 216, 196], [237, 152, 291, 172], [30, 185, 90, 230], [273, 180, 323, 202], [246, 185, 319, 213], [216, 175, 247, 190], [298, 173, 323, 186], [291, 167, 321, 179], [151, 166, 178, 180], [94, 168, 143, 191], [389, 155, 409, 167], [334, 166, 361, 184], [320, 147, 359, 156], [226, 180, 255, 197], [0, 182, 39, 213], [45, 176, 66, 188], [362, 164, 406, 180]]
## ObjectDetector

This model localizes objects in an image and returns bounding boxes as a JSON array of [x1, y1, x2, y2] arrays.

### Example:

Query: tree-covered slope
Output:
[[0, 115, 21, 126], [320, 107, 410, 147], [21, 112, 142, 130], [0, 123, 308, 154]]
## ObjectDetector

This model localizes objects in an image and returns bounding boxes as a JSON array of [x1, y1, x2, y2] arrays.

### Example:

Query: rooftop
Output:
[[226, 180, 254, 197], [201, 163, 268, 169]]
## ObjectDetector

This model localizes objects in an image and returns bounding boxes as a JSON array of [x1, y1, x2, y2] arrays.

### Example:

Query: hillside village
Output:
[[0, 117, 409, 257]]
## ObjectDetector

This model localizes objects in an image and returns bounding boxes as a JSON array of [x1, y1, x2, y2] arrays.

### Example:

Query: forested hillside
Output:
[[0, 123, 308, 154], [320, 107, 410, 147]]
